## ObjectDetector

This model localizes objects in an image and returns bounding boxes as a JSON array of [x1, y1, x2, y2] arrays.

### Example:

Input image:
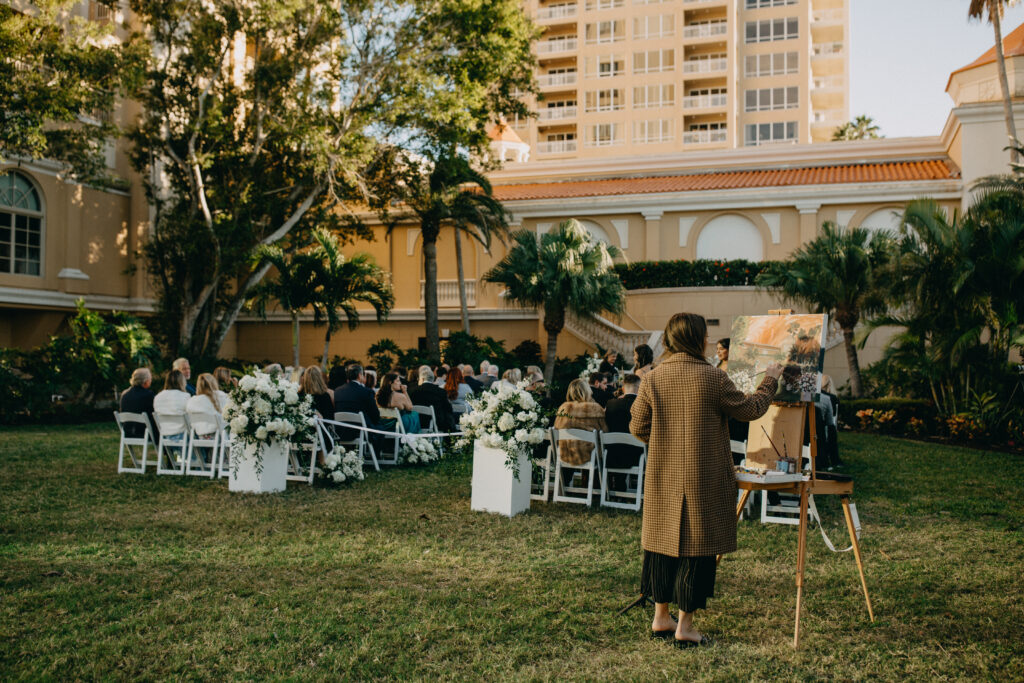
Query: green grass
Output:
[[1, 425, 1023, 680]]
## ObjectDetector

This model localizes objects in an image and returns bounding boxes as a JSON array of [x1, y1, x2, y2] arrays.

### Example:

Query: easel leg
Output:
[[793, 483, 809, 649], [842, 495, 875, 622]]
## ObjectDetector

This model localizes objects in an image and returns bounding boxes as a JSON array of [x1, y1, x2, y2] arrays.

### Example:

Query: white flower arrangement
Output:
[[579, 353, 602, 381], [457, 380, 548, 479], [223, 370, 316, 476], [401, 435, 440, 465], [318, 447, 365, 484]]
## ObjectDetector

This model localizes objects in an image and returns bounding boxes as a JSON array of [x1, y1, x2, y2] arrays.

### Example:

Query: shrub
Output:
[[614, 259, 777, 290], [839, 398, 936, 434]]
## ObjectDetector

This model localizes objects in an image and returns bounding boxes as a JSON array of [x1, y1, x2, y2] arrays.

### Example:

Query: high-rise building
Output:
[[513, 0, 849, 160]]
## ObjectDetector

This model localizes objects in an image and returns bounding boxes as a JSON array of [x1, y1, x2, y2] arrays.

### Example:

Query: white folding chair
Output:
[[411, 404, 444, 456], [287, 419, 334, 485], [598, 431, 647, 512], [552, 427, 601, 505], [216, 430, 233, 479], [154, 412, 190, 475], [530, 428, 555, 502], [184, 409, 223, 478], [115, 411, 158, 474], [334, 411, 379, 472], [377, 406, 404, 466], [761, 444, 813, 525]]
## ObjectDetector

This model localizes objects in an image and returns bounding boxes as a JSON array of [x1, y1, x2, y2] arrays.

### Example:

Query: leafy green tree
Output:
[[756, 222, 894, 397], [367, 338, 402, 374], [484, 219, 626, 385], [969, 0, 1019, 164], [0, 0, 141, 183], [307, 228, 394, 369], [127, 0, 535, 359], [246, 243, 319, 369], [832, 115, 882, 141]]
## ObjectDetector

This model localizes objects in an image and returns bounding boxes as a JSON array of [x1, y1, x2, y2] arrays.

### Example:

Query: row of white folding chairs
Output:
[[531, 427, 647, 512], [115, 410, 232, 478], [331, 405, 444, 472]]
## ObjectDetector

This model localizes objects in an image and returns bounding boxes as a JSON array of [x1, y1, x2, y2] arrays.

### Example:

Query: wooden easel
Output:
[[732, 310, 874, 648]]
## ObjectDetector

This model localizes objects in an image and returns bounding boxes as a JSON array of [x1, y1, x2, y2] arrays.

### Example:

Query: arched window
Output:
[[578, 219, 613, 246], [0, 171, 43, 276], [695, 214, 764, 262], [858, 208, 902, 234]]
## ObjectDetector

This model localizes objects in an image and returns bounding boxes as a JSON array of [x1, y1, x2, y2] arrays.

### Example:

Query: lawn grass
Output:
[[1, 425, 1023, 680]]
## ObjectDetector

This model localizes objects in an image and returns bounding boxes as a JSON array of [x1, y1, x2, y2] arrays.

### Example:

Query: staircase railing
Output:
[[565, 311, 662, 360]]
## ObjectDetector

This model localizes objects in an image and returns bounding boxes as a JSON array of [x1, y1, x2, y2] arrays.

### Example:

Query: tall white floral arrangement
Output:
[[222, 370, 316, 475], [457, 380, 548, 478]]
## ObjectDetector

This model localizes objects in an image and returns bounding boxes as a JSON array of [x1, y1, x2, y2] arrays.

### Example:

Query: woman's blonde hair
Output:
[[214, 366, 236, 389], [196, 373, 221, 412], [664, 312, 708, 360], [300, 366, 329, 395], [565, 378, 594, 403], [502, 368, 522, 383]]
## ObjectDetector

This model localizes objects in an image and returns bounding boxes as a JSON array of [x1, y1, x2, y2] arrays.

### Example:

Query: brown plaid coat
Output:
[[630, 354, 778, 557]]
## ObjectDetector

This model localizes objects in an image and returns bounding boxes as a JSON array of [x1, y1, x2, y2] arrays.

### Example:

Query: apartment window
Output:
[[633, 119, 673, 144], [744, 121, 798, 145], [584, 88, 625, 112], [545, 99, 576, 108], [585, 0, 623, 9], [688, 122, 725, 131], [545, 132, 577, 142], [584, 54, 625, 78], [744, 51, 799, 77], [633, 83, 674, 108], [688, 87, 726, 97], [0, 171, 43, 276], [585, 20, 625, 44], [745, 18, 798, 43], [745, 0, 796, 8], [633, 13, 674, 40], [634, 48, 675, 74], [587, 123, 623, 146], [744, 86, 799, 111]]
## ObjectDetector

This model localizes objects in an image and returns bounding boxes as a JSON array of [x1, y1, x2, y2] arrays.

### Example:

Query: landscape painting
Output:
[[726, 314, 827, 402]]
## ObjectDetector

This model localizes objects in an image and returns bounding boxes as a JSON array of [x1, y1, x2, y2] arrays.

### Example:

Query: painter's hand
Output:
[[764, 363, 783, 380]]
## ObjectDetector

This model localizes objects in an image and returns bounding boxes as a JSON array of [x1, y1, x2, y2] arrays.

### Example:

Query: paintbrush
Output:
[[760, 425, 784, 460]]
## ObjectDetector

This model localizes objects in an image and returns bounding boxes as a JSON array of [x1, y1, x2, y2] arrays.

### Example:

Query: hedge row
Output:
[[613, 259, 778, 290]]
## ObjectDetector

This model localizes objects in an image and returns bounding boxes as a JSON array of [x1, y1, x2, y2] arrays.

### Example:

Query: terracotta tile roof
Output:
[[491, 159, 956, 202], [950, 20, 1024, 79]]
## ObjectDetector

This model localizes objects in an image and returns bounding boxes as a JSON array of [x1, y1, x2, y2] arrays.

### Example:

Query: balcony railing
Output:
[[537, 139, 578, 154], [420, 280, 476, 308], [537, 72, 578, 88], [682, 57, 727, 74], [812, 42, 844, 58], [812, 75, 845, 90], [537, 106, 578, 121], [683, 22, 727, 39], [536, 38, 578, 54], [683, 129, 727, 145], [682, 93, 727, 109], [536, 4, 578, 21], [812, 8, 843, 24], [813, 109, 844, 123], [683, 0, 725, 4]]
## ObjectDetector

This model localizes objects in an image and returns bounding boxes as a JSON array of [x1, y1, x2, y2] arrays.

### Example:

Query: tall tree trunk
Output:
[[292, 312, 300, 370], [543, 303, 566, 385], [322, 328, 331, 370], [992, 4, 1020, 164], [843, 327, 863, 398], [423, 232, 440, 363], [544, 328, 560, 387], [454, 226, 471, 334]]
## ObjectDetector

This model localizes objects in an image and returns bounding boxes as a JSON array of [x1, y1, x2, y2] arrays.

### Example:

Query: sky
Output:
[[851, 0, 1024, 138]]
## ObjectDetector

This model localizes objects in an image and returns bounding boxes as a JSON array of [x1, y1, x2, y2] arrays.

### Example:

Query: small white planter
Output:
[[471, 441, 531, 517], [230, 440, 288, 494]]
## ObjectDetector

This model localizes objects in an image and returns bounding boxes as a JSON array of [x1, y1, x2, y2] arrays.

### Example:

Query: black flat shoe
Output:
[[674, 635, 711, 649], [650, 629, 675, 640]]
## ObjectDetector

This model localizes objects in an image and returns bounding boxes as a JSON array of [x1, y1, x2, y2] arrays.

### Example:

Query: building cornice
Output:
[[0, 286, 154, 313]]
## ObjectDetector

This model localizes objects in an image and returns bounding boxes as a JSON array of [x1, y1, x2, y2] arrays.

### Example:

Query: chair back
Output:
[[379, 406, 401, 422], [598, 431, 645, 450], [186, 406, 222, 437], [154, 412, 189, 438], [411, 405, 437, 432], [115, 411, 156, 443], [553, 427, 599, 465], [333, 411, 367, 443]]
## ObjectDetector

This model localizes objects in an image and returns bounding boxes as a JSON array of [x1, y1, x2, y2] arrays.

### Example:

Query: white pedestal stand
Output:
[[471, 441, 531, 517], [229, 440, 288, 493]]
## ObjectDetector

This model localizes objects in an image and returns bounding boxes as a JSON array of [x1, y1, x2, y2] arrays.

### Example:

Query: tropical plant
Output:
[[832, 115, 882, 141], [367, 338, 402, 374], [484, 219, 626, 385], [756, 221, 895, 397], [968, 0, 1020, 164], [246, 242, 318, 369], [307, 228, 394, 369]]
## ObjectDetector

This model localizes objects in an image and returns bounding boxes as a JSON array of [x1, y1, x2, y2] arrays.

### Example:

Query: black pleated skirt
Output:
[[641, 551, 717, 612]]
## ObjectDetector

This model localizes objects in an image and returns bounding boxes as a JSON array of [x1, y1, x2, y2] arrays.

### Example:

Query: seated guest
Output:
[[376, 372, 421, 434], [364, 369, 378, 393], [446, 366, 473, 413], [333, 364, 381, 440], [632, 344, 655, 378], [300, 366, 335, 419], [589, 372, 614, 408], [154, 369, 190, 438], [435, 365, 449, 388], [214, 366, 237, 392], [327, 365, 347, 393], [603, 374, 644, 483], [462, 364, 483, 394], [473, 361, 490, 388], [185, 374, 224, 445], [553, 379, 606, 480], [599, 351, 619, 375], [486, 364, 499, 388], [172, 357, 196, 395], [263, 363, 283, 377], [410, 365, 455, 432], [120, 367, 157, 438], [498, 368, 522, 390]]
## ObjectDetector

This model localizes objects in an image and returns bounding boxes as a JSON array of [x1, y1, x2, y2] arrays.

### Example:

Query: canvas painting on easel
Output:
[[726, 314, 827, 402]]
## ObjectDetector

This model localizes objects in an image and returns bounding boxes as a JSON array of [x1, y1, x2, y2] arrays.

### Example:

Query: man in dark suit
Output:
[[333, 364, 380, 436], [603, 374, 642, 481], [589, 372, 614, 408], [409, 366, 455, 432], [462, 364, 484, 395], [119, 367, 158, 439]]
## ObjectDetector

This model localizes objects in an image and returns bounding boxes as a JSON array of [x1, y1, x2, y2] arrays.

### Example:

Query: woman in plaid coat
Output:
[[630, 312, 780, 647]]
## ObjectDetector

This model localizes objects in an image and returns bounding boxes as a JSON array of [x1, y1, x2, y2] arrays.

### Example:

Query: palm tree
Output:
[[832, 115, 882, 141], [484, 219, 626, 384], [247, 243, 319, 369], [307, 228, 395, 370], [969, 0, 1020, 164], [756, 221, 894, 397]]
